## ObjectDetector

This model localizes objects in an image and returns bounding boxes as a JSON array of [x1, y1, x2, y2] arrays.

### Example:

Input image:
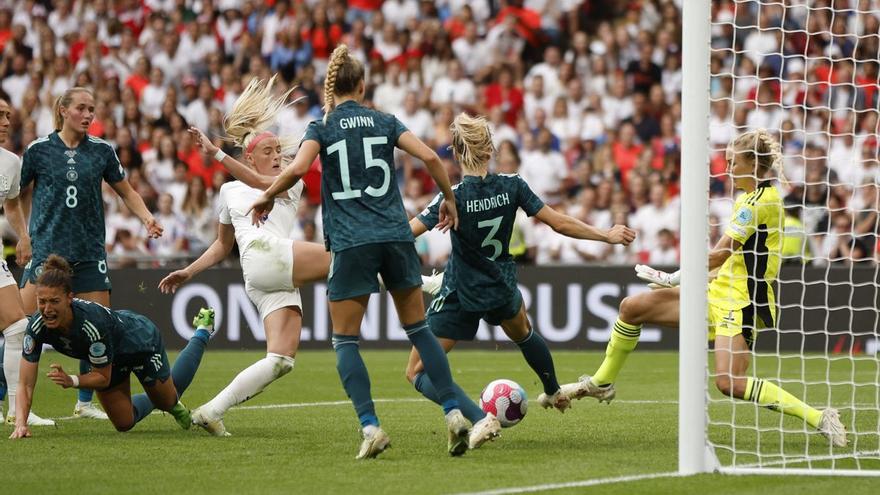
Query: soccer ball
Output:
[[479, 379, 527, 428]]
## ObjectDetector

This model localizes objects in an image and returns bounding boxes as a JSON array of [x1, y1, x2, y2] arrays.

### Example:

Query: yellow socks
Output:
[[592, 319, 641, 386], [745, 377, 823, 428]]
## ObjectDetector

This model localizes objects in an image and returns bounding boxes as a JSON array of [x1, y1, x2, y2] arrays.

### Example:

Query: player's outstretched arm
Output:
[[709, 234, 740, 271], [249, 140, 321, 226], [10, 359, 38, 438], [189, 127, 277, 190], [4, 196, 31, 266], [410, 217, 429, 238], [534, 205, 636, 245], [110, 180, 163, 239], [397, 131, 458, 231], [159, 223, 235, 294]]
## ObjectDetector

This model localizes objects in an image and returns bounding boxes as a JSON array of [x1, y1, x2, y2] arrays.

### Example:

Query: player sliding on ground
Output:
[[561, 129, 847, 447], [248, 44, 472, 459], [10, 255, 214, 438], [405, 113, 636, 448], [175, 76, 443, 437]]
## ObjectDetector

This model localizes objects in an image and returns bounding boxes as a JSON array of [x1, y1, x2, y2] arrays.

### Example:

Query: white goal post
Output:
[[681, 0, 880, 477]]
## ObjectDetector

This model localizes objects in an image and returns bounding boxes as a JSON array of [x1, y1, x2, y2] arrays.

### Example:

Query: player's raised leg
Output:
[[290, 242, 331, 287], [569, 287, 680, 403], [193, 307, 297, 437]]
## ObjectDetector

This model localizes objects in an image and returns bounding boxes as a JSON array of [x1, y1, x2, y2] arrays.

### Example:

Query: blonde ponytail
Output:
[[223, 75, 298, 155], [450, 113, 494, 174], [322, 44, 365, 124], [730, 128, 786, 185]]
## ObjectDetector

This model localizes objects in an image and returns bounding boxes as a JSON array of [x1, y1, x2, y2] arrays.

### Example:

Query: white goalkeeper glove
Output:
[[634, 264, 681, 289]]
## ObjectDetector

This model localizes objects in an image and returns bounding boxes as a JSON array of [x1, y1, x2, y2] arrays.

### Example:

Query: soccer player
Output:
[[561, 129, 848, 447], [9, 255, 213, 438], [16, 87, 163, 421], [158, 76, 331, 436], [0, 97, 54, 426], [404, 113, 636, 448], [249, 44, 470, 459]]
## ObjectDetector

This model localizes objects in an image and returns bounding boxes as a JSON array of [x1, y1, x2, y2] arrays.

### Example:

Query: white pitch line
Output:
[[449, 471, 682, 495]]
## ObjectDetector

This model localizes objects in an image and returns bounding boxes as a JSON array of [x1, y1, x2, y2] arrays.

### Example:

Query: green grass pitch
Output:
[[4, 349, 878, 494]]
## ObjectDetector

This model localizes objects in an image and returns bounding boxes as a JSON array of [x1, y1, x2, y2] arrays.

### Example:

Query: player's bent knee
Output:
[[112, 420, 136, 432], [715, 375, 734, 397], [618, 295, 646, 325]]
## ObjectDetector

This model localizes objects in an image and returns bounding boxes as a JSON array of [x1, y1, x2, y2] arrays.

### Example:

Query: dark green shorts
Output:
[[20, 259, 112, 293], [328, 242, 422, 301], [426, 289, 523, 341], [106, 350, 171, 389]]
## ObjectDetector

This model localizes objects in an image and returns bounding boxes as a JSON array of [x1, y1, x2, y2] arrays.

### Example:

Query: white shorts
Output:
[[241, 236, 302, 319], [0, 259, 17, 289]]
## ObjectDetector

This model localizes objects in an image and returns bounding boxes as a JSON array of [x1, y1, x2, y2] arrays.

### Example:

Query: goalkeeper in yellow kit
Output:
[[555, 129, 847, 447]]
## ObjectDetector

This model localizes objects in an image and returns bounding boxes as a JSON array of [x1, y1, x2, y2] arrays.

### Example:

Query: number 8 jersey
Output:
[[21, 132, 126, 262], [303, 100, 413, 251]]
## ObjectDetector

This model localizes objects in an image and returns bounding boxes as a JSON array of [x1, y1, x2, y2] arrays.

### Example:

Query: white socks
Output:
[[204, 353, 294, 417], [3, 318, 28, 417]]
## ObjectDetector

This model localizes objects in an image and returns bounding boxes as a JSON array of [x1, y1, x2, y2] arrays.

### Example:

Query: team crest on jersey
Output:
[[89, 342, 106, 357], [34, 265, 43, 277], [66, 169, 78, 181], [23, 335, 35, 354]]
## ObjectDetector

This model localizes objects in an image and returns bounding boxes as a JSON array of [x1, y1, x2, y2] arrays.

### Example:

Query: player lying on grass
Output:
[[248, 45, 472, 459], [10, 255, 214, 438], [559, 129, 847, 447], [0, 96, 54, 426], [176, 76, 443, 438], [405, 113, 636, 449]]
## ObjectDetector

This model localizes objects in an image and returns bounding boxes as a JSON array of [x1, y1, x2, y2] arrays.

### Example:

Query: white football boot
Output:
[[191, 406, 231, 437], [818, 408, 847, 447], [73, 402, 109, 420], [562, 375, 616, 404], [356, 426, 391, 460], [536, 389, 572, 412], [6, 411, 56, 426], [446, 409, 471, 456], [468, 413, 501, 449]]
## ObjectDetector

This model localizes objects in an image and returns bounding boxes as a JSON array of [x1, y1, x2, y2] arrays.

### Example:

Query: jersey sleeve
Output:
[[21, 320, 43, 363], [20, 146, 35, 188], [6, 154, 21, 199], [725, 197, 757, 244], [217, 187, 232, 224], [85, 315, 115, 368], [302, 121, 321, 145], [391, 116, 409, 146], [102, 146, 126, 183], [515, 175, 545, 216], [417, 193, 443, 230]]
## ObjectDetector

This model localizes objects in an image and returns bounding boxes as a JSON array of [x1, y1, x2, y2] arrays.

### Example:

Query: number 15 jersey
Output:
[[303, 101, 412, 252], [21, 132, 125, 262]]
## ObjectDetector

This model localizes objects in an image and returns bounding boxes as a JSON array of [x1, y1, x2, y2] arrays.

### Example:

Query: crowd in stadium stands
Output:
[[0, 0, 876, 269]]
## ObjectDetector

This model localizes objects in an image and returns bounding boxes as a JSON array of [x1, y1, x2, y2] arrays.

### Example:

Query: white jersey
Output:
[[217, 180, 304, 250], [0, 147, 22, 251]]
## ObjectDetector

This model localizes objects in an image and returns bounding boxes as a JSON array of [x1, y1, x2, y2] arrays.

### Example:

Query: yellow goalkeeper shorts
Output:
[[708, 303, 774, 350]]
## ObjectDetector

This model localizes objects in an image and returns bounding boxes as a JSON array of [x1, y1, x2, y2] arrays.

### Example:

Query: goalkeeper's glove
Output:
[[634, 264, 681, 289]]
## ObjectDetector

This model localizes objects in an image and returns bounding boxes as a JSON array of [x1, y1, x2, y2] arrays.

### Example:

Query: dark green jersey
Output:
[[418, 174, 545, 311], [22, 299, 161, 367], [21, 132, 126, 262], [303, 101, 412, 251]]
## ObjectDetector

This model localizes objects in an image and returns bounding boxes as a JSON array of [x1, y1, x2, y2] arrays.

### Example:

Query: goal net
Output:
[[682, 0, 880, 476]]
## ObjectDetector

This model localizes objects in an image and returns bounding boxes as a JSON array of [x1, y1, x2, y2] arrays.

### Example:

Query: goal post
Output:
[[680, 0, 712, 476], [681, 0, 880, 477]]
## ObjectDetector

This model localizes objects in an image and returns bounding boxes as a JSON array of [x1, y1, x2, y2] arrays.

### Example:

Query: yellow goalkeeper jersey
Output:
[[708, 182, 783, 322]]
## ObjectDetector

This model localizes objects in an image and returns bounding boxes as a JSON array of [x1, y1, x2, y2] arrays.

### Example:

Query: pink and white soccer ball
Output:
[[479, 379, 527, 428]]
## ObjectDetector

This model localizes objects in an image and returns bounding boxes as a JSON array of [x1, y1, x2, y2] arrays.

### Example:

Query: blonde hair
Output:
[[450, 113, 495, 174], [223, 75, 298, 155], [729, 128, 787, 185], [323, 44, 365, 124], [53, 87, 94, 131]]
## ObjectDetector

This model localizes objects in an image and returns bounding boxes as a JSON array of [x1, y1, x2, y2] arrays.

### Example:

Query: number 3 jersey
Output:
[[418, 174, 545, 312], [303, 101, 412, 252], [21, 132, 126, 262], [22, 299, 161, 368]]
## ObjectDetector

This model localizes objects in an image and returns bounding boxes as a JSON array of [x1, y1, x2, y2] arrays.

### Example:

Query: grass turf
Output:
[[3, 349, 878, 494]]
